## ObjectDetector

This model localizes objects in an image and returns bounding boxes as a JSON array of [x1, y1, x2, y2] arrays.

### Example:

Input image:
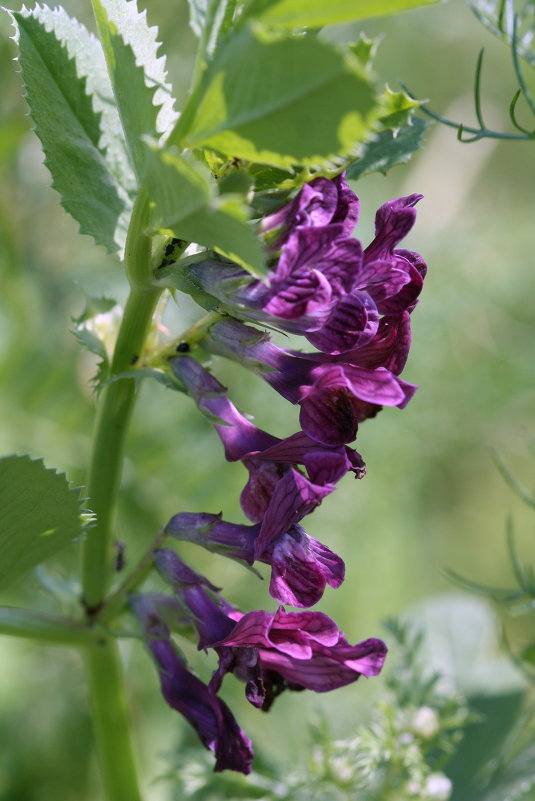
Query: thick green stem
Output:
[[81, 190, 160, 801], [81, 283, 161, 611], [85, 639, 143, 801]]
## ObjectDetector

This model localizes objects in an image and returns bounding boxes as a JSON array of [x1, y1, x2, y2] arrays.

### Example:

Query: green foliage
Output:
[[347, 118, 431, 180], [11, 6, 128, 253], [172, 26, 379, 169], [243, 0, 440, 28], [145, 146, 265, 274], [72, 296, 120, 384], [0, 455, 85, 591], [188, 0, 239, 57], [91, 0, 177, 179], [377, 86, 422, 130], [467, 0, 535, 66]]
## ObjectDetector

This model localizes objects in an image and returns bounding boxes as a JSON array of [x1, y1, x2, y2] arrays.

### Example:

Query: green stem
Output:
[[81, 283, 161, 611], [97, 527, 168, 626], [81, 190, 160, 801], [0, 606, 100, 645], [85, 639, 143, 801]]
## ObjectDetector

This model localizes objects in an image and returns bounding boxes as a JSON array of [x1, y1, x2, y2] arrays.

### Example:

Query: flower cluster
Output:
[[133, 174, 426, 773]]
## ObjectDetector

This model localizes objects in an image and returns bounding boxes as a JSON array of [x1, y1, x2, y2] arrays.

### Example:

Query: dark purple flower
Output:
[[165, 476, 345, 608], [261, 172, 359, 246], [203, 319, 417, 446], [170, 353, 365, 497], [131, 593, 253, 774], [151, 553, 385, 710], [363, 194, 426, 315], [179, 180, 423, 355], [215, 606, 387, 709]]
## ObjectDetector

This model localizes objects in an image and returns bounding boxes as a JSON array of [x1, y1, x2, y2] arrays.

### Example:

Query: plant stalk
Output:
[[81, 190, 160, 801], [85, 639, 143, 801]]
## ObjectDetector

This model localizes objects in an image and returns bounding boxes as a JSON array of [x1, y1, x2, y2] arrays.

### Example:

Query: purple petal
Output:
[[377, 252, 426, 315], [342, 364, 414, 406], [258, 635, 387, 692], [342, 313, 411, 374], [299, 367, 359, 445], [261, 178, 339, 245], [254, 468, 333, 559], [254, 430, 358, 485], [240, 457, 285, 523], [267, 527, 345, 608], [356, 259, 411, 302], [331, 173, 360, 235], [305, 292, 379, 354], [263, 267, 332, 322], [151, 639, 254, 773], [364, 194, 423, 262]]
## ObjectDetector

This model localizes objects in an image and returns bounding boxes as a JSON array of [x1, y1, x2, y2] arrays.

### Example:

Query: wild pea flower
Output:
[[147, 175, 425, 771], [202, 317, 416, 446], [166, 470, 345, 608], [130, 593, 254, 774], [179, 177, 425, 356], [154, 549, 387, 711]]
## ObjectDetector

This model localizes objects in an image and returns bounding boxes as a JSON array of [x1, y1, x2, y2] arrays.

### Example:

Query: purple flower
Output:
[[178, 179, 424, 356], [261, 173, 359, 246], [131, 593, 253, 774], [151, 554, 386, 711], [215, 606, 387, 710], [203, 319, 416, 446], [165, 473, 345, 608], [170, 354, 365, 498], [363, 194, 427, 315]]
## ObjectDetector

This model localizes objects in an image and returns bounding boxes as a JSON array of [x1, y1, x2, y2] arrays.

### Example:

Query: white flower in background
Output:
[[425, 772, 452, 800], [411, 706, 440, 739]]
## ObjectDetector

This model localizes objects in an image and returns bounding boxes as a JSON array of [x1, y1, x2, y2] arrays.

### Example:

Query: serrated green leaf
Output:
[[243, 0, 440, 28], [0, 455, 84, 591], [346, 117, 431, 180], [12, 7, 128, 253], [172, 26, 379, 169], [349, 33, 381, 69], [145, 146, 265, 275], [91, 0, 177, 178], [378, 85, 422, 130], [28, 4, 135, 199]]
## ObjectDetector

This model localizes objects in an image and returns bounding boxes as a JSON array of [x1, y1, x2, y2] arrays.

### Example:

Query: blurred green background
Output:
[[0, 0, 534, 798]]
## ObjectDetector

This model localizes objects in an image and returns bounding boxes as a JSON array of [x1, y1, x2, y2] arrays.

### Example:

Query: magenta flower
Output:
[[261, 172, 360, 246], [165, 469, 345, 608], [152, 551, 386, 711], [215, 606, 387, 710], [178, 178, 424, 356], [203, 319, 416, 445]]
